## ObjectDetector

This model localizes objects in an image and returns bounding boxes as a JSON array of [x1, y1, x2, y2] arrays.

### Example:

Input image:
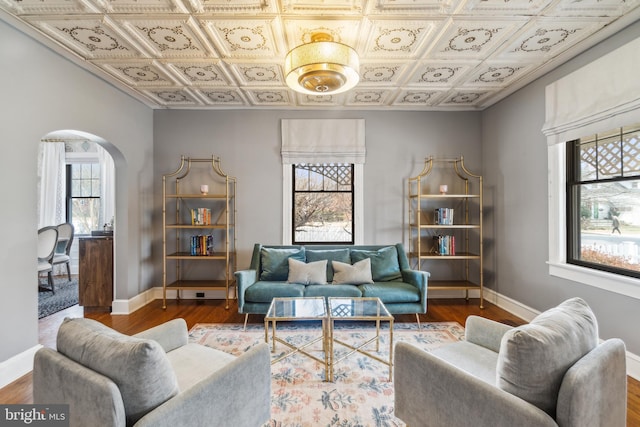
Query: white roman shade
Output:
[[542, 36, 640, 145], [281, 119, 366, 164]]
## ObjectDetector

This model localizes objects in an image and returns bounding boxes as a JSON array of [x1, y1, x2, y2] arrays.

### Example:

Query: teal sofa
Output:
[[235, 243, 429, 327]]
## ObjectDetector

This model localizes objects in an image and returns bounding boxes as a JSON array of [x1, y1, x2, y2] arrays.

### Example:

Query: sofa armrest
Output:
[[33, 348, 127, 427], [394, 342, 556, 427], [234, 269, 258, 313], [401, 269, 429, 311], [133, 319, 188, 353], [134, 343, 271, 427], [465, 316, 514, 353]]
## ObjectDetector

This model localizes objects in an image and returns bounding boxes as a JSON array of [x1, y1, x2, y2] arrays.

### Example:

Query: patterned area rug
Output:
[[38, 278, 79, 318], [189, 321, 464, 427]]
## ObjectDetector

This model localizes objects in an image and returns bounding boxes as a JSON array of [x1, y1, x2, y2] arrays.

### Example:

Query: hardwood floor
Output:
[[2, 298, 639, 426]]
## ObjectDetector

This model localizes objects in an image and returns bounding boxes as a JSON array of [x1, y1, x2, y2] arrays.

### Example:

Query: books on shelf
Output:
[[433, 235, 455, 255], [434, 208, 454, 225], [191, 235, 214, 256], [191, 208, 211, 225]]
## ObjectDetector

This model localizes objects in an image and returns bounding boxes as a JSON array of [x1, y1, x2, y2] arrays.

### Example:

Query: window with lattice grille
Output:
[[567, 124, 640, 278], [292, 163, 354, 244]]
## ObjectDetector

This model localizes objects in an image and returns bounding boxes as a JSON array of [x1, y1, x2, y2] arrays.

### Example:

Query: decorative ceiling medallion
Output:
[[248, 89, 291, 104], [115, 65, 164, 82], [347, 90, 386, 104], [375, 28, 421, 52], [361, 65, 400, 83], [301, 94, 338, 104], [419, 66, 459, 83], [137, 25, 198, 52], [446, 28, 498, 52], [149, 89, 197, 104], [60, 26, 126, 52], [174, 64, 225, 83], [396, 91, 436, 104], [221, 26, 268, 52], [473, 65, 522, 84], [201, 89, 243, 104], [446, 91, 484, 104], [517, 28, 577, 52], [240, 65, 279, 82]]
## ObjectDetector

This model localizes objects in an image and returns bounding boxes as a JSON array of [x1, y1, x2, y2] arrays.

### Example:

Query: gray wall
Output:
[[482, 20, 640, 353], [153, 110, 481, 273], [0, 19, 154, 363]]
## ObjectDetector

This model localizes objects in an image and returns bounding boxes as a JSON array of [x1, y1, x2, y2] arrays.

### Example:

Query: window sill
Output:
[[548, 261, 640, 300]]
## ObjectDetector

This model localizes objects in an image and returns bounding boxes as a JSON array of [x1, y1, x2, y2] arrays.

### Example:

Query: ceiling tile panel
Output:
[[3, 0, 638, 110], [202, 18, 284, 59], [25, 16, 145, 59]]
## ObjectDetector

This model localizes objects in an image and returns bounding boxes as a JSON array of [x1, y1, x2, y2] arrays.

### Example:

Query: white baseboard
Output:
[[110, 287, 228, 315], [0, 344, 42, 389]]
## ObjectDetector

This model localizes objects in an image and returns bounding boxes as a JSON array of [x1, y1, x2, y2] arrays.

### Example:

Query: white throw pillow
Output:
[[287, 258, 327, 285], [332, 258, 374, 285]]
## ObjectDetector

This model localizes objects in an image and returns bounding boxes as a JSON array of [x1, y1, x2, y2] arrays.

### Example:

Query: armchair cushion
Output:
[[56, 318, 180, 425], [496, 297, 599, 416], [259, 247, 305, 281], [351, 246, 402, 281]]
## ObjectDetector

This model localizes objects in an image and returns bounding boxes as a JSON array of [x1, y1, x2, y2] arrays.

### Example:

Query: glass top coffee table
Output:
[[264, 297, 329, 380], [328, 297, 394, 382]]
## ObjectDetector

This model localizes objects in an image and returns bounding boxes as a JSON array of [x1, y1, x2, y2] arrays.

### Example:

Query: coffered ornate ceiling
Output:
[[1, 0, 638, 110]]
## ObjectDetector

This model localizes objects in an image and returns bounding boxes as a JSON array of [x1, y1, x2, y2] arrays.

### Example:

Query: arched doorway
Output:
[[37, 130, 122, 319]]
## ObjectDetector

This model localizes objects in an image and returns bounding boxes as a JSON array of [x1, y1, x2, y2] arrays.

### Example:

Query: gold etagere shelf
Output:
[[162, 156, 237, 310], [408, 156, 483, 308]]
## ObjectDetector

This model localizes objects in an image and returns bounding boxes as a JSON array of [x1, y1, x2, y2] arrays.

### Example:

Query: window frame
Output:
[[291, 163, 355, 245], [65, 154, 101, 235], [565, 129, 640, 279], [283, 164, 364, 245]]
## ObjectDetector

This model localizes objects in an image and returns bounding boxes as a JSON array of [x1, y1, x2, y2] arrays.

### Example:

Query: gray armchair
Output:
[[34, 318, 271, 427], [394, 297, 626, 427]]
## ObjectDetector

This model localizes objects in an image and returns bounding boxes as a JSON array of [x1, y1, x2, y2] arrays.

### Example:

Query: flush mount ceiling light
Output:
[[285, 32, 359, 95]]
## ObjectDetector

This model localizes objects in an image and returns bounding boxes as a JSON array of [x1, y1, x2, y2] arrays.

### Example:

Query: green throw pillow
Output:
[[260, 247, 306, 281], [350, 246, 402, 281], [306, 249, 351, 282]]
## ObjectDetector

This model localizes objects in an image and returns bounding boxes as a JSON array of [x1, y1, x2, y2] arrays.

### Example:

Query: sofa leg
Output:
[[243, 314, 249, 331], [416, 313, 421, 330]]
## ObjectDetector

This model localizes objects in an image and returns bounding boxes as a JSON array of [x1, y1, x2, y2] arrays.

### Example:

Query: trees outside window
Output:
[[567, 125, 640, 278], [66, 163, 101, 235], [293, 163, 354, 244]]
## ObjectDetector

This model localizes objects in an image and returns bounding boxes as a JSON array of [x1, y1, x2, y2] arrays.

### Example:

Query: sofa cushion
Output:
[[56, 317, 179, 425], [287, 258, 327, 285], [260, 247, 306, 281], [306, 249, 351, 282], [351, 246, 402, 281], [245, 281, 306, 302], [359, 282, 421, 303], [496, 297, 599, 417], [332, 259, 374, 285], [304, 284, 362, 298]]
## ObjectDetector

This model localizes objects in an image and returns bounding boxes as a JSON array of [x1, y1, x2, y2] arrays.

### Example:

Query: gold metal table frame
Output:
[[264, 297, 329, 381], [328, 297, 394, 382]]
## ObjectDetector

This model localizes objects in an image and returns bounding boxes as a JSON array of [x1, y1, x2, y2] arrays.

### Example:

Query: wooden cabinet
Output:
[[408, 156, 484, 308], [162, 156, 237, 310], [79, 237, 113, 311]]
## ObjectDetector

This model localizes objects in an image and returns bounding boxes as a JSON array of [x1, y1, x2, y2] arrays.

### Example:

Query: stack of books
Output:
[[434, 208, 454, 225], [433, 235, 455, 255], [191, 235, 214, 256], [191, 208, 212, 225]]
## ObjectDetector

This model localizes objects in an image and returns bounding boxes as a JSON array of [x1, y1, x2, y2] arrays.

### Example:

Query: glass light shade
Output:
[[285, 40, 359, 95]]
